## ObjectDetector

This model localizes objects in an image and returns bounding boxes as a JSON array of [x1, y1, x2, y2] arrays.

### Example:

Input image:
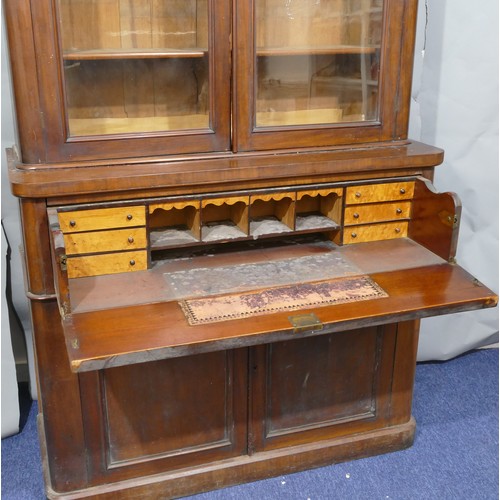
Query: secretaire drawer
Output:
[[66, 251, 148, 279], [344, 202, 411, 226], [343, 222, 409, 244], [64, 228, 147, 256], [345, 182, 415, 205], [58, 206, 146, 233]]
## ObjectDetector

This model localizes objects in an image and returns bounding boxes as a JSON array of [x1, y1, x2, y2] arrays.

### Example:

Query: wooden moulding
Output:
[[40, 414, 416, 499], [8, 141, 444, 200]]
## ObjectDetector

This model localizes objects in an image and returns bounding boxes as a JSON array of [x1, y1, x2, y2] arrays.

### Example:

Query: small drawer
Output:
[[345, 182, 415, 205], [344, 202, 411, 226], [343, 222, 408, 244], [58, 206, 145, 233], [67, 251, 147, 279], [64, 228, 147, 256]]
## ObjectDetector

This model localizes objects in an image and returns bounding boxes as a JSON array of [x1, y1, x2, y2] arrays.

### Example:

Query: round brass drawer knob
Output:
[[396, 208, 403, 214], [400, 188, 406, 194], [69, 220, 76, 227], [129, 259, 136, 266], [351, 232, 357, 238], [128, 237, 134, 244], [355, 192, 362, 198], [127, 214, 133, 221], [353, 213, 360, 219]]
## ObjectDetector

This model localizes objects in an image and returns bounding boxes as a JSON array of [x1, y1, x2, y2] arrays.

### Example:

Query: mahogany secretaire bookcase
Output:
[[4, 0, 497, 498]]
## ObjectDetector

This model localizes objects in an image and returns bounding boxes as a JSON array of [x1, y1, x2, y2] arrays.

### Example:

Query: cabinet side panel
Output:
[[20, 199, 89, 492], [31, 300, 89, 492], [20, 199, 55, 295], [3, 0, 46, 163], [392, 0, 418, 140], [408, 178, 461, 261]]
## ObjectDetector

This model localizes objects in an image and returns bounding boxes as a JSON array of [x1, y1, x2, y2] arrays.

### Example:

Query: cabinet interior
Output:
[[58, 0, 210, 136], [57, 0, 384, 137]]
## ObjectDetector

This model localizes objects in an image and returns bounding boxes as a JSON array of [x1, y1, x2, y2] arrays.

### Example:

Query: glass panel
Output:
[[57, 0, 210, 137], [255, 0, 384, 128]]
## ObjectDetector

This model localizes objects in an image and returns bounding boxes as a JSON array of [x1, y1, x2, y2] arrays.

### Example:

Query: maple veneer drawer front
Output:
[[345, 182, 415, 205], [63, 228, 147, 256], [59, 206, 146, 233], [344, 202, 411, 226], [67, 251, 147, 279], [344, 222, 409, 244]]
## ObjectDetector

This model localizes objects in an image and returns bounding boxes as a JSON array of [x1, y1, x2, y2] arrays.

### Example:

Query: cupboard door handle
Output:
[[396, 208, 402, 214], [351, 232, 357, 239], [129, 259, 136, 266], [395, 228, 401, 233], [127, 214, 133, 221], [400, 188, 406, 194], [355, 192, 362, 198], [128, 237, 134, 243], [353, 213, 360, 219], [69, 220, 76, 227]]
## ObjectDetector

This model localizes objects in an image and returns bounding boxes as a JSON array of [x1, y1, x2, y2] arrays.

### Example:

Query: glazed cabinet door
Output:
[[14, 0, 231, 163], [233, 0, 418, 151]]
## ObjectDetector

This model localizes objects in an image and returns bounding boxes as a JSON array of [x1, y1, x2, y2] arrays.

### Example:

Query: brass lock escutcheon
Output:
[[289, 313, 323, 334]]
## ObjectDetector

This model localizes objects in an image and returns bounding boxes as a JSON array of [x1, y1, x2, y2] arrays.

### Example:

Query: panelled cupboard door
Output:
[[18, 0, 232, 163], [78, 349, 249, 483], [233, 0, 418, 151], [249, 326, 399, 451]]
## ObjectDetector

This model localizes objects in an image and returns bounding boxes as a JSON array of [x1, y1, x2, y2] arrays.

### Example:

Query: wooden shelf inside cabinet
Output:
[[312, 76, 379, 88], [62, 48, 208, 60], [68, 115, 211, 137], [256, 45, 380, 57]]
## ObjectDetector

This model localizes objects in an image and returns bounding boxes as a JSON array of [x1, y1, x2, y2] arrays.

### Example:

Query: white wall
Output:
[[1, 226, 20, 438], [410, 0, 499, 360]]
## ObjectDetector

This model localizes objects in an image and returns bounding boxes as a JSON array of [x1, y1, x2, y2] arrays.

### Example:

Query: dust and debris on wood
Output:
[[166, 247, 361, 299], [201, 221, 246, 242], [150, 226, 198, 247], [250, 216, 292, 238]]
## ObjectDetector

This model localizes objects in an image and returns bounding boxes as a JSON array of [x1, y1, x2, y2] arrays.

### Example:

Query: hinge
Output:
[[439, 210, 459, 229]]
